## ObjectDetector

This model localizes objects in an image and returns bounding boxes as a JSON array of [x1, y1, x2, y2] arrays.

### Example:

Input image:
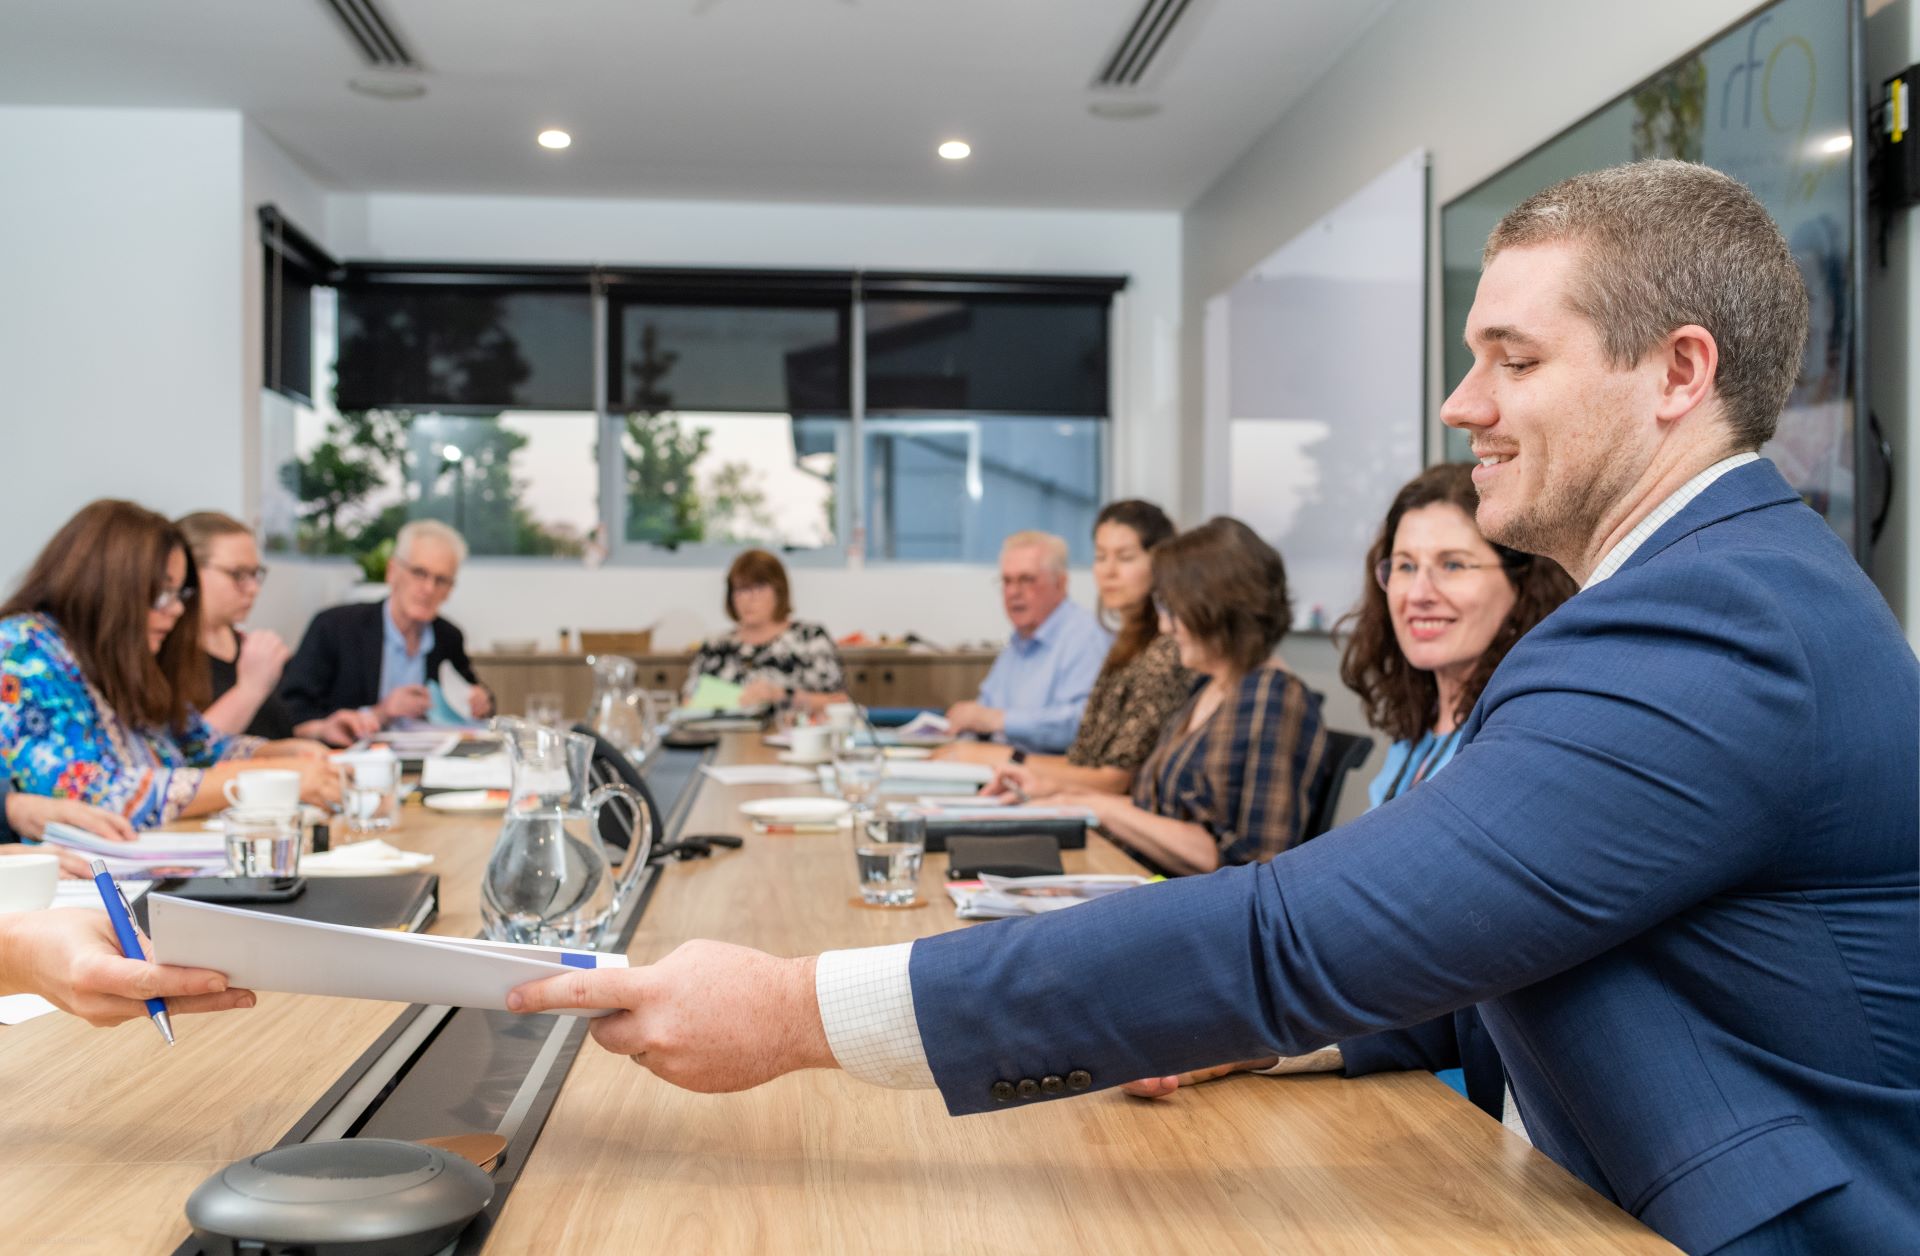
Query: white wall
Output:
[[0, 107, 244, 587], [252, 191, 1183, 649], [1175, 0, 1920, 824]]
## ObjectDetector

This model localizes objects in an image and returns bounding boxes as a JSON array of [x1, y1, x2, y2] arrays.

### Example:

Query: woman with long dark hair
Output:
[[956, 500, 1192, 795], [0, 500, 336, 828]]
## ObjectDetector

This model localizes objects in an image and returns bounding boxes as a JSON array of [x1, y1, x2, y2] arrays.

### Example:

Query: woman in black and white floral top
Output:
[[685, 549, 850, 715]]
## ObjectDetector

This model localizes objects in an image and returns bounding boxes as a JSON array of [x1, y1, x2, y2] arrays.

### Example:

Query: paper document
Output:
[[701, 764, 819, 787], [685, 674, 744, 712], [897, 711, 952, 738], [0, 993, 56, 1025], [42, 823, 228, 862], [301, 839, 435, 877], [148, 896, 626, 1016], [421, 753, 512, 790], [946, 873, 1150, 920], [370, 729, 462, 758], [435, 662, 478, 725]]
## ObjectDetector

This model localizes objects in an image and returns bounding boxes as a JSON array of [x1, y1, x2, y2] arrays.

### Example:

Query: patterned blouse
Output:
[[1066, 634, 1194, 772], [685, 620, 847, 698], [0, 613, 260, 828], [1129, 662, 1328, 872]]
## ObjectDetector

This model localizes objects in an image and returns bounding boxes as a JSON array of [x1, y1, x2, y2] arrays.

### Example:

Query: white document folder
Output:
[[148, 895, 626, 1017]]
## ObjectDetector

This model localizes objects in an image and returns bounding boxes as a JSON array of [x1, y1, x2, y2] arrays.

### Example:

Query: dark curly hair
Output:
[[1094, 499, 1176, 679], [1152, 516, 1292, 676], [1337, 464, 1575, 743]]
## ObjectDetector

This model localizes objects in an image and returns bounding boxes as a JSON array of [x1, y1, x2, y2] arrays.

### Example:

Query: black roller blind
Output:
[[335, 280, 594, 411]]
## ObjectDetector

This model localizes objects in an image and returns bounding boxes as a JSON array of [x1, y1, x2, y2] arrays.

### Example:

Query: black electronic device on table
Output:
[[145, 877, 306, 905]]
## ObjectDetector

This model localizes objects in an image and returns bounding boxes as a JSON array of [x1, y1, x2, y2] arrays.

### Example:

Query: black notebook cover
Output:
[[923, 814, 1088, 853], [135, 873, 440, 934]]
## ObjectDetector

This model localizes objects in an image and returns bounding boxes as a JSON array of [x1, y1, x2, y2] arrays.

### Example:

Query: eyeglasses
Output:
[[151, 585, 196, 613], [204, 563, 269, 589], [397, 560, 456, 593], [1374, 556, 1512, 593], [996, 574, 1046, 591]]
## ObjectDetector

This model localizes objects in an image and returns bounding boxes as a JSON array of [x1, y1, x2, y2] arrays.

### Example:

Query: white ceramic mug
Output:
[[224, 768, 303, 811], [824, 702, 858, 733], [0, 853, 60, 914], [789, 725, 832, 760]]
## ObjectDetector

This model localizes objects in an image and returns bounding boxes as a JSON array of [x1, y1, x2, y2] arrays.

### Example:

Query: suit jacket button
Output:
[[1040, 1074, 1065, 1095], [1016, 1078, 1041, 1099], [991, 1080, 1016, 1103], [1066, 1069, 1092, 1091]]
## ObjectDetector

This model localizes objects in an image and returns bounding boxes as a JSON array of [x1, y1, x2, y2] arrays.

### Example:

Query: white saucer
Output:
[[739, 797, 851, 825], [423, 790, 510, 814], [777, 750, 834, 766]]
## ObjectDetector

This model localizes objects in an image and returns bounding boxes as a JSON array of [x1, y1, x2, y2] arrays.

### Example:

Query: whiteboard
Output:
[[1204, 149, 1427, 632]]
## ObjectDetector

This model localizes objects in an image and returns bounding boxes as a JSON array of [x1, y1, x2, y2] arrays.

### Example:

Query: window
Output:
[[252, 233, 1125, 567], [260, 206, 333, 405]]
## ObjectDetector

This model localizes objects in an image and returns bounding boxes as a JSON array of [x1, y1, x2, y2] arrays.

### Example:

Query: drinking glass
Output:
[[831, 738, 885, 818], [336, 753, 400, 834], [223, 808, 304, 877], [525, 691, 565, 729], [854, 809, 926, 906]]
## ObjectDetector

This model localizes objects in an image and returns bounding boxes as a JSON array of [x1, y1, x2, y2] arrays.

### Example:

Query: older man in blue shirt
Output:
[[945, 531, 1111, 755]]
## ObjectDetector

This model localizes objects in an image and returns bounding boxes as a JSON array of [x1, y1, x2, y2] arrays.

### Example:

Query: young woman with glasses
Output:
[[177, 512, 377, 745], [0, 500, 338, 829]]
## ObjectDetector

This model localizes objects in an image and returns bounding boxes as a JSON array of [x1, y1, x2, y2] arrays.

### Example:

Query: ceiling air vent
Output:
[[322, 0, 418, 69], [1093, 0, 1205, 89]]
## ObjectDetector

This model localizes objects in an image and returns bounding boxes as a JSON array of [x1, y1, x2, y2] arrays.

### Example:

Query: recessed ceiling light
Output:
[[538, 129, 572, 151], [347, 74, 426, 101], [1088, 100, 1160, 120], [938, 139, 971, 161], [1819, 133, 1853, 154]]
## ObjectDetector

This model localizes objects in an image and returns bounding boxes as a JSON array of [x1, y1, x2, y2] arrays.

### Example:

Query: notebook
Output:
[[134, 873, 439, 934]]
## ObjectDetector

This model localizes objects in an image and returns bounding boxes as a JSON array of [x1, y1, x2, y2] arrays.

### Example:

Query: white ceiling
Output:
[[0, 0, 1386, 210]]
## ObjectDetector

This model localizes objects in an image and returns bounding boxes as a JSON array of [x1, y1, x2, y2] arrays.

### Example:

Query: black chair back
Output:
[[570, 724, 664, 860], [1300, 729, 1375, 842]]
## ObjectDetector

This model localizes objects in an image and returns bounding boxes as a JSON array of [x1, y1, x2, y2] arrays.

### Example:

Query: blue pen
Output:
[[88, 858, 174, 1046]]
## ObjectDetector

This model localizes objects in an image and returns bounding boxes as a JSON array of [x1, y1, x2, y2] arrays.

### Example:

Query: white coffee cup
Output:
[[789, 725, 832, 760], [0, 853, 60, 914], [224, 768, 303, 811], [824, 702, 858, 733]]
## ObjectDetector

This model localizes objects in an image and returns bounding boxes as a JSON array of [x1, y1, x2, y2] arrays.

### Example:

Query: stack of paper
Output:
[[149, 896, 626, 1014], [301, 839, 435, 877], [421, 753, 512, 790], [701, 763, 819, 787], [40, 823, 229, 876], [945, 873, 1150, 920]]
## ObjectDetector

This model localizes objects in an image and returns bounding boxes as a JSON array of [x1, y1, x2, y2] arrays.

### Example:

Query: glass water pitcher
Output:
[[480, 721, 653, 949], [585, 654, 659, 761]]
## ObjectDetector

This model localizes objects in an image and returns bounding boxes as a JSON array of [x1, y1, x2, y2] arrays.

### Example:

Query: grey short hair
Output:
[[1485, 159, 1807, 450], [394, 518, 469, 566], [1001, 530, 1069, 577]]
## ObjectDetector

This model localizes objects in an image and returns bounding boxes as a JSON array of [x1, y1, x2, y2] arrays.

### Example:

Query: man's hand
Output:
[[982, 761, 1053, 802], [508, 940, 836, 1092], [234, 630, 292, 697], [1121, 1059, 1278, 1099], [0, 909, 256, 1027], [944, 700, 1005, 736], [377, 684, 433, 723], [4, 792, 136, 844], [468, 685, 495, 720]]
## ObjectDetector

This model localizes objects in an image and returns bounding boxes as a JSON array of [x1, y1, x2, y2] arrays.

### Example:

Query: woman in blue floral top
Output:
[[0, 501, 337, 829]]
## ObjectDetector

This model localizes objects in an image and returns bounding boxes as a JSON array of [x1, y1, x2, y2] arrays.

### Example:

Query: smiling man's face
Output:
[[1441, 240, 1665, 568]]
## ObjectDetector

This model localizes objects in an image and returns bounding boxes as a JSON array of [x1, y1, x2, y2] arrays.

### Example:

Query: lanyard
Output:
[[1384, 727, 1462, 803]]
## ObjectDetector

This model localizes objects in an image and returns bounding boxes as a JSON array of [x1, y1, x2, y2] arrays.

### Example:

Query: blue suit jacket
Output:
[[909, 462, 1919, 1254]]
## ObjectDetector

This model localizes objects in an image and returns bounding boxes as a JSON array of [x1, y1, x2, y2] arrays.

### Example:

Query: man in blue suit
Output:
[[512, 162, 1919, 1254]]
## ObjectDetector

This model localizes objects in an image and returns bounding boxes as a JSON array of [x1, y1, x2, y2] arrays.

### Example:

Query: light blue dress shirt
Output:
[[377, 597, 435, 704], [976, 600, 1113, 754]]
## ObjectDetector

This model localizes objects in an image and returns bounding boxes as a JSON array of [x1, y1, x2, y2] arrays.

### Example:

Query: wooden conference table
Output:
[[0, 734, 1671, 1253]]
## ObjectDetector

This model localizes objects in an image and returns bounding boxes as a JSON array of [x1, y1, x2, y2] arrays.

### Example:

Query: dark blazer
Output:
[[278, 601, 480, 727], [906, 461, 1919, 1255]]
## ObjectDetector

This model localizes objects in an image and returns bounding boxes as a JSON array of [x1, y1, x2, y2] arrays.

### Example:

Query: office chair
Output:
[[1300, 730, 1375, 842]]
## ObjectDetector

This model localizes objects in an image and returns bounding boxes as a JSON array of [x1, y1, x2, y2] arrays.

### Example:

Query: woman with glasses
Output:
[[685, 549, 849, 715], [1124, 464, 1575, 1118], [177, 512, 378, 745], [0, 500, 337, 828]]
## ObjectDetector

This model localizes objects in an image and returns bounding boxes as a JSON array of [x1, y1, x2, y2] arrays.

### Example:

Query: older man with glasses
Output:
[[279, 519, 494, 732], [944, 530, 1112, 755]]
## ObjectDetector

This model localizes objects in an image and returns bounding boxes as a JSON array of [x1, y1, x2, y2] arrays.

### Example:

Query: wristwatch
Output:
[[1010, 748, 1027, 765]]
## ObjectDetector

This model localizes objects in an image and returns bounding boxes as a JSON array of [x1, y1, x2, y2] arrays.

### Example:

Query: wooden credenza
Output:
[[472, 648, 996, 720]]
